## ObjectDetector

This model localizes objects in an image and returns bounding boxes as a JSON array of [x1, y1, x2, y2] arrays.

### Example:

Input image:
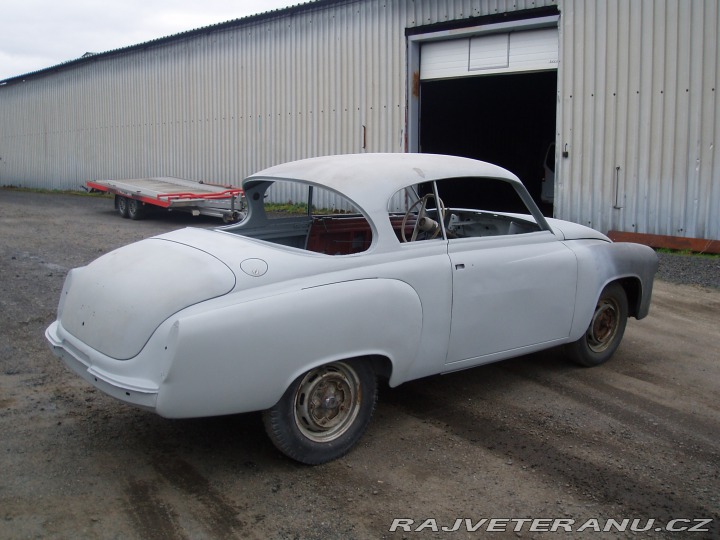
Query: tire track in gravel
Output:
[[150, 454, 247, 538], [124, 453, 248, 539], [502, 363, 720, 459], [382, 373, 720, 537], [125, 479, 187, 540]]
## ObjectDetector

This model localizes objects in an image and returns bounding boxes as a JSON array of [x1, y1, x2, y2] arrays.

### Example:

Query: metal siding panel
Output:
[[701, 1, 720, 240], [1, 0, 557, 192], [556, 0, 719, 239]]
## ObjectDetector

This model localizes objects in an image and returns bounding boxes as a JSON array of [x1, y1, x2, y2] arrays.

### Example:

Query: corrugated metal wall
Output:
[[0, 0, 717, 240], [0, 0, 555, 191], [555, 0, 719, 239]]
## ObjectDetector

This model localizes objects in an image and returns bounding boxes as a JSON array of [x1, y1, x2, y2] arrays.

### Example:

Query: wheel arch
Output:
[[294, 353, 394, 384], [363, 353, 394, 383], [615, 276, 643, 319]]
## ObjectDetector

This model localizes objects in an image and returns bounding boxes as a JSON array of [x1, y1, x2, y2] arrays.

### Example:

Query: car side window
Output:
[[228, 180, 373, 255], [436, 177, 542, 239], [388, 177, 542, 242]]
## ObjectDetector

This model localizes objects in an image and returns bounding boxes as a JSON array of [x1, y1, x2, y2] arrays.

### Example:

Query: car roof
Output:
[[244, 153, 521, 206]]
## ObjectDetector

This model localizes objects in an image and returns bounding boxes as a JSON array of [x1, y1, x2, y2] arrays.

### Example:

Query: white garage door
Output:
[[420, 27, 558, 80]]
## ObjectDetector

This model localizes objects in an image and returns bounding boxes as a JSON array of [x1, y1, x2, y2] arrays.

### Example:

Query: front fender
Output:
[[155, 278, 423, 418], [567, 240, 658, 341]]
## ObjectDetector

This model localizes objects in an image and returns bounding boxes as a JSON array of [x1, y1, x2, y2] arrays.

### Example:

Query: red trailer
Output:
[[87, 177, 244, 222]]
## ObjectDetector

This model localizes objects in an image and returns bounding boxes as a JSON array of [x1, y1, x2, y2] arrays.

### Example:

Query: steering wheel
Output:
[[401, 193, 446, 242]]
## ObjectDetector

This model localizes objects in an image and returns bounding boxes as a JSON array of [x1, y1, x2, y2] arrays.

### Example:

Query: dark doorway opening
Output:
[[419, 70, 557, 215]]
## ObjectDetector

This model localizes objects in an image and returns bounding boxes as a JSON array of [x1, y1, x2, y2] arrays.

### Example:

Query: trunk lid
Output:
[[60, 238, 235, 360]]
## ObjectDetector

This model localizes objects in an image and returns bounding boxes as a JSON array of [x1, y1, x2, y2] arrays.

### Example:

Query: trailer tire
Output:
[[115, 196, 129, 218], [223, 210, 245, 224], [127, 198, 147, 220]]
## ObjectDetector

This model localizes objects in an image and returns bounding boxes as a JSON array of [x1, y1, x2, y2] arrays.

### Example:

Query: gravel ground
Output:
[[656, 252, 720, 290]]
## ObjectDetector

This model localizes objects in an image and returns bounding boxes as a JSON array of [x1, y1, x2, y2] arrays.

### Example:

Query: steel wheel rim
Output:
[[118, 197, 127, 213], [293, 363, 361, 442], [587, 298, 620, 353]]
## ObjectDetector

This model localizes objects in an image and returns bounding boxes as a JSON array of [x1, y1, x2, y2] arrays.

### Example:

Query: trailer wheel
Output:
[[127, 198, 147, 220], [115, 196, 129, 218], [223, 210, 245, 224]]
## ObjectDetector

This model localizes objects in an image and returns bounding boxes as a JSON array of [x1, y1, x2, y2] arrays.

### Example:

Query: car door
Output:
[[445, 229, 577, 366]]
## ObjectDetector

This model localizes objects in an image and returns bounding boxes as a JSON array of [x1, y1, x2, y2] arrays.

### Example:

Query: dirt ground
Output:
[[1, 189, 718, 540]]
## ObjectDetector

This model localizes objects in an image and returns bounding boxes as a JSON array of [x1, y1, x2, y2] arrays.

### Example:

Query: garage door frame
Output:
[[406, 15, 560, 153]]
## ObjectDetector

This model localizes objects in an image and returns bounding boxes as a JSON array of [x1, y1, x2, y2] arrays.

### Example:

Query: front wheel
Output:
[[115, 195, 129, 218], [262, 360, 377, 464], [566, 282, 628, 367]]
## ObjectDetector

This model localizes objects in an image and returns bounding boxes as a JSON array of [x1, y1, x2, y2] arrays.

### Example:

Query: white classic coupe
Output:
[[46, 153, 658, 464]]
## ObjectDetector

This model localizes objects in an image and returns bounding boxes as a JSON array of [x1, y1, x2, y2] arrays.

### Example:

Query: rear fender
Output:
[[156, 278, 422, 418]]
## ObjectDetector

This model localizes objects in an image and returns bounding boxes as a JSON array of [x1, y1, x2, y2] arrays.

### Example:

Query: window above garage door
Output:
[[420, 27, 558, 80]]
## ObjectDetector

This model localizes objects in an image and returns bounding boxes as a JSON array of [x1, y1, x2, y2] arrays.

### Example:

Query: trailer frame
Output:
[[87, 177, 245, 222]]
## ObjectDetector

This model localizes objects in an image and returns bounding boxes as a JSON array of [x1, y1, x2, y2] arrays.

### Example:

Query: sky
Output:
[[0, 0, 303, 81]]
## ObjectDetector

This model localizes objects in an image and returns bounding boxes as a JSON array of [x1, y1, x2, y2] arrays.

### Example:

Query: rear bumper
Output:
[[45, 321, 159, 411]]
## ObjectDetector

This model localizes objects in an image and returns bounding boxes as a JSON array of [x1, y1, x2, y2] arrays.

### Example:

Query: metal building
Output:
[[0, 0, 718, 244]]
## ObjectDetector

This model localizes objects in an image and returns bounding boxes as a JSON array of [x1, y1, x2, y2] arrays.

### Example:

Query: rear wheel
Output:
[[567, 282, 628, 367], [127, 198, 147, 220], [115, 195, 129, 218], [262, 360, 377, 464]]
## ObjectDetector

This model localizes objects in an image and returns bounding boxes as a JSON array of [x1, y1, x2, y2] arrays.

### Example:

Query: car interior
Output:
[[221, 176, 542, 255]]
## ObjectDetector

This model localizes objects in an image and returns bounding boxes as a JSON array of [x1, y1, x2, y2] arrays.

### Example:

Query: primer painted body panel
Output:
[[567, 240, 659, 335], [446, 231, 577, 363], [59, 240, 236, 359], [157, 279, 423, 418]]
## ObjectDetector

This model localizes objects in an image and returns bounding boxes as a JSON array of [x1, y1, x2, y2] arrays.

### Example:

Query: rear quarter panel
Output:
[[155, 278, 422, 418]]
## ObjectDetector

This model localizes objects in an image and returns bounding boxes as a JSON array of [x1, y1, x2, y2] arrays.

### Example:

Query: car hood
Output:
[[59, 237, 236, 360], [546, 218, 610, 242]]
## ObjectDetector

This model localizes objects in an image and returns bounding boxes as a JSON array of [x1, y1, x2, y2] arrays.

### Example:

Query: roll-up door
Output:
[[420, 27, 558, 80]]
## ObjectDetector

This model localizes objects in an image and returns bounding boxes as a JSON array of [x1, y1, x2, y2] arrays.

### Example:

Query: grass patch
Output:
[[264, 202, 352, 215], [656, 247, 720, 259], [264, 202, 310, 214]]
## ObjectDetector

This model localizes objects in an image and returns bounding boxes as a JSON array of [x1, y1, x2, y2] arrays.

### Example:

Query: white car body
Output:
[[46, 153, 658, 463]]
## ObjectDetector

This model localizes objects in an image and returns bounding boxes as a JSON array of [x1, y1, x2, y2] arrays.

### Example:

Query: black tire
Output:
[[567, 282, 628, 367], [127, 198, 146, 220], [262, 360, 377, 465], [115, 195, 129, 218], [222, 210, 244, 224]]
